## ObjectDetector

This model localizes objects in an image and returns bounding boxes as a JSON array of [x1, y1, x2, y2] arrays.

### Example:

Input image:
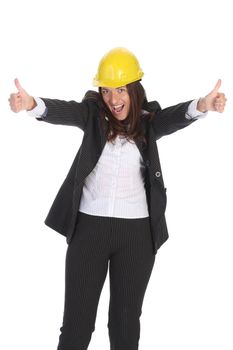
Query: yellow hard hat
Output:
[[93, 47, 144, 88]]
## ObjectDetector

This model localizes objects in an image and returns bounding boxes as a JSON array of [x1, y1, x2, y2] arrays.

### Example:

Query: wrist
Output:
[[197, 97, 207, 113], [27, 97, 37, 111]]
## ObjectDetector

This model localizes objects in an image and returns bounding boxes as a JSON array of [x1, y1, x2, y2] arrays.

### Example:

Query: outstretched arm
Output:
[[152, 79, 227, 140], [9, 79, 89, 130]]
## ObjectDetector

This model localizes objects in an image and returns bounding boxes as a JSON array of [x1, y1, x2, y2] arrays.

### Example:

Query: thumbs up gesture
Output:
[[9, 78, 36, 113], [197, 79, 227, 113]]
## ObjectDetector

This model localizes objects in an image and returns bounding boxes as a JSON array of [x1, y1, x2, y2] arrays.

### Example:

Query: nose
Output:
[[109, 91, 118, 105]]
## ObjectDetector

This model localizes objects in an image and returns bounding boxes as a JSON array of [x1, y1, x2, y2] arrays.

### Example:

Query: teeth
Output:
[[113, 104, 123, 110]]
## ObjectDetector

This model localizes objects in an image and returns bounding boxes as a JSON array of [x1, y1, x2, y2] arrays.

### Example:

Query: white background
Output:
[[1, 0, 232, 349]]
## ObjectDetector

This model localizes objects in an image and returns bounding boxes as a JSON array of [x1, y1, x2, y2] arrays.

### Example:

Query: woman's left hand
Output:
[[197, 79, 227, 113]]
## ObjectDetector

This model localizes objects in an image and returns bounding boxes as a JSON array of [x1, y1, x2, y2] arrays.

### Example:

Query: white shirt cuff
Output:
[[27, 97, 47, 117], [185, 99, 208, 120]]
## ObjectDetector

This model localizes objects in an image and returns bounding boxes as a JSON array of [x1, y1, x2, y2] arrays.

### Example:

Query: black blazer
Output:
[[37, 93, 196, 255]]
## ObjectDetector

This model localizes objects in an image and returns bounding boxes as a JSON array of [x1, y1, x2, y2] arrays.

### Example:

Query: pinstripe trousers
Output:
[[57, 211, 156, 350]]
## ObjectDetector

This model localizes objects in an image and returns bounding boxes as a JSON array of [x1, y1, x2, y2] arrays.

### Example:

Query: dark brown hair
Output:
[[83, 81, 154, 144]]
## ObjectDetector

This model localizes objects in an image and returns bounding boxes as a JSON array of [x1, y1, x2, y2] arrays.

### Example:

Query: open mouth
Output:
[[112, 104, 124, 114]]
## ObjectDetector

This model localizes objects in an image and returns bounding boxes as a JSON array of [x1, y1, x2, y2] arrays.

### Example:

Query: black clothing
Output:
[[37, 93, 195, 254], [57, 212, 155, 350]]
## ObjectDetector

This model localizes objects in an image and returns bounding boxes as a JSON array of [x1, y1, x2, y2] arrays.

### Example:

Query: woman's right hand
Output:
[[9, 78, 37, 113]]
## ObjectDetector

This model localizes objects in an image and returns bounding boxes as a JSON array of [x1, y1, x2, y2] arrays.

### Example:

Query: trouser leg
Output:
[[107, 217, 155, 350], [57, 212, 109, 350]]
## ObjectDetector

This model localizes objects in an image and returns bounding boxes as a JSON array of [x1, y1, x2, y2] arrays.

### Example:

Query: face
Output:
[[101, 86, 130, 120]]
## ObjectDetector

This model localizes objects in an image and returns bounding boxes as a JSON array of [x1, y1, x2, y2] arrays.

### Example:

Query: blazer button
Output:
[[155, 171, 161, 177], [145, 160, 150, 167]]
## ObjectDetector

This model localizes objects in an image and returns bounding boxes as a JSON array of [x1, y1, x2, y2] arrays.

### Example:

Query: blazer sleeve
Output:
[[149, 100, 198, 140], [36, 98, 89, 131]]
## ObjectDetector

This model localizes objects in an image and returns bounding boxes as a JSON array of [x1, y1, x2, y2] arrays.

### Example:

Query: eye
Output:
[[117, 87, 126, 93], [101, 88, 109, 95]]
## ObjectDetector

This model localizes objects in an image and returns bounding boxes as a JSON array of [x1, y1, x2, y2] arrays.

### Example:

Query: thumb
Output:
[[14, 78, 25, 93], [211, 79, 222, 94]]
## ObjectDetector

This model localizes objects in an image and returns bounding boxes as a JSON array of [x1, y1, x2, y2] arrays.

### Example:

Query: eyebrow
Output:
[[101, 86, 127, 91]]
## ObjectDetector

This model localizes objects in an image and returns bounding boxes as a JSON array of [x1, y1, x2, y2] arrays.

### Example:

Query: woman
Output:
[[9, 47, 226, 350]]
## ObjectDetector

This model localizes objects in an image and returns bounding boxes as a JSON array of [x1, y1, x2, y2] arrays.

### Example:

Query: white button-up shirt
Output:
[[79, 135, 149, 218]]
